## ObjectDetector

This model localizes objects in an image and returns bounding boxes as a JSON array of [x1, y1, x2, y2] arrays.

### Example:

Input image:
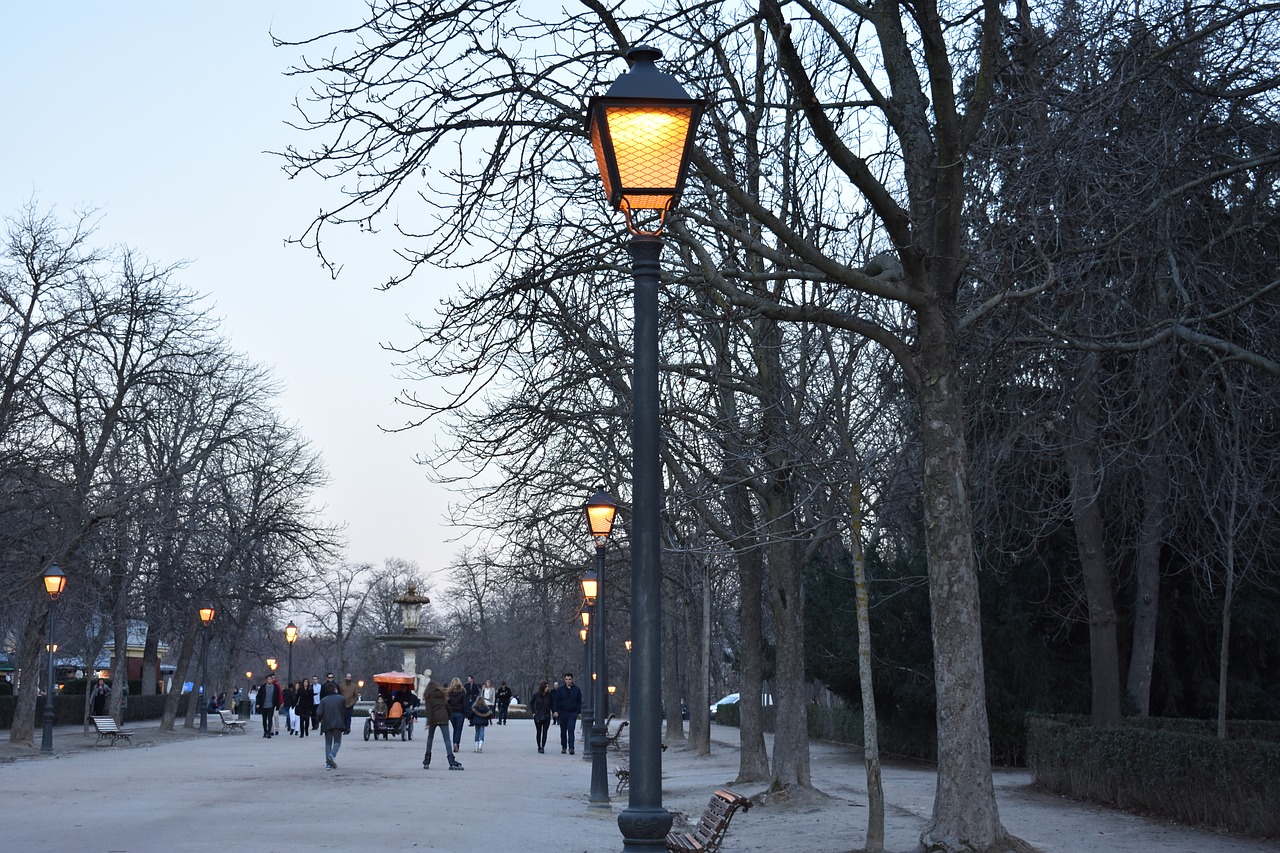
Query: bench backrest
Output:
[[91, 716, 120, 732], [690, 789, 751, 850]]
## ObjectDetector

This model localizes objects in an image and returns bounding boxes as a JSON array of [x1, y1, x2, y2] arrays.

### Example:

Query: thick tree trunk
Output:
[[108, 617, 129, 721], [8, 604, 42, 747], [1126, 438, 1168, 716], [915, 305, 1007, 852], [732, 506, 771, 782], [1066, 354, 1122, 729], [764, 509, 810, 792], [161, 616, 199, 731], [139, 628, 160, 695]]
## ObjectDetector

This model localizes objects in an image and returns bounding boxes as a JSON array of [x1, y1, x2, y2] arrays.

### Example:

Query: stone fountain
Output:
[[375, 584, 444, 692]]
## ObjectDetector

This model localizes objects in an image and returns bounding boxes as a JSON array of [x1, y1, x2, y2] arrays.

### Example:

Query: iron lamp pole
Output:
[[40, 564, 67, 753], [198, 607, 215, 732], [586, 43, 703, 850], [285, 621, 298, 686], [585, 487, 619, 803], [580, 604, 593, 760]]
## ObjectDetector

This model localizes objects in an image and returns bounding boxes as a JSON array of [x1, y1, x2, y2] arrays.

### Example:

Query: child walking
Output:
[[471, 695, 494, 751]]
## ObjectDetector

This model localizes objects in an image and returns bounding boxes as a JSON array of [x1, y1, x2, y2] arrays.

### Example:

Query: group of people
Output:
[[252, 669, 586, 772], [253, 671, 361, 759], [529, 672, 584, 754]]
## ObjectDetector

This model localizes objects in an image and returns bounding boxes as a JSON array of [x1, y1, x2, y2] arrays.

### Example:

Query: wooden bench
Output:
[[90, 716, 135, 746], [217, 709, 246, 733], [614, 764, 630, 794], [606, 718, 629, 750], [665, 788, 752, 853]]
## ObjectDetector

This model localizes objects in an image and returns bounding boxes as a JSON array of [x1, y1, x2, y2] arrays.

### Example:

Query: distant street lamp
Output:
[[41, 564, 67, 753], [584, 487, 618, 802], [580, 603, 594, 762], [198, 607, 215, 733], [285, 621, 298, 685], [266, 658, 277, 674], [587, 44, 702, 848]]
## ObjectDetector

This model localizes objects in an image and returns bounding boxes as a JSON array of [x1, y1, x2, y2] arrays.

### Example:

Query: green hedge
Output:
[[718, 703, 1030, 766], [1027, 714, 1280, 838], [0, 693, 192, 728]]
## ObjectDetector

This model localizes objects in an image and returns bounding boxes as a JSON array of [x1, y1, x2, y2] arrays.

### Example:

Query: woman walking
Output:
[[295, 677, 314, 737], [530, 681, 552, 754], [421, 679, 464, 770], [282, 681, 297, 734], [446, 677, 468, 754]]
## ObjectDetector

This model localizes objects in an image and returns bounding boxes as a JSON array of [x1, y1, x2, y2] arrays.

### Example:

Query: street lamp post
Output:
[[41, 564, 67, 753], [198, 607, 215, 733], [580, 606, 593, 761], [585, 487, 619, 802], [285, 621, 298, 686], [587, 44, 703, 849]]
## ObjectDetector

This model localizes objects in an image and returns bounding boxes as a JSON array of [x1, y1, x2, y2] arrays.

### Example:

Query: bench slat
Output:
[[663, 788, 751, 853]]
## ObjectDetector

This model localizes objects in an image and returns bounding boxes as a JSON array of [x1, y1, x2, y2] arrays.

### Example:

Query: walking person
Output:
[[530, 681, 552, 753], [90, 678, 111, 717], [296, 677, 315, 737], [339, 673, 361, 735], [318, 687, 346, 770], [481, 678, 496, 709], [471, 695, 494, 751], [495, 681, 513, 725], [551, 672, 583, 754], [446, 677, 468, 754], [282, 681, 297, 735], [255, 674, 282, 738], [420, 678, 464, 771]]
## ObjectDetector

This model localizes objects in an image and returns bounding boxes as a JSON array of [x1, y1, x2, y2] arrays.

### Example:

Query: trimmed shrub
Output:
[[1028, 714, 1280, 838]]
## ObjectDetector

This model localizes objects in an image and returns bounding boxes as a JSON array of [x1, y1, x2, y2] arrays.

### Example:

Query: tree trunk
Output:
[[1066, 353, 1122, 729], [764, 511, 810, 791], [732, 500, 771, 782], [849, 482, 884, 852], [161, 616, 199, 731], [108, 617, 129, 721], [662, 581, 686, 742], [1217, 576, 1235, 741], [1126, 436, 1169, 716], [139, 627, 160, 695], [915, 304, 1005, 851], [8, 604, 42, 747]]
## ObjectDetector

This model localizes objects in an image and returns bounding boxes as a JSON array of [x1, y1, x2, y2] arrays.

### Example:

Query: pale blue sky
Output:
[[1, 4, 461, 585]]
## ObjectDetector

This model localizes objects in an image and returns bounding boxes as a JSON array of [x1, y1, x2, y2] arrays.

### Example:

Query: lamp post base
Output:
[[618, 806, 674, 851]]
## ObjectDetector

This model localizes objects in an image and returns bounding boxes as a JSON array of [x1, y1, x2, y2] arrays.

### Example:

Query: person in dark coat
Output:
[[90, 679, 111, 717], [550, 671, 583, 754], [255, 675, 283, 738], [530, 681, 553, 754], [318, 690, 346, 770], [495, 682, 513, 725], [295, 677, 315, 737], [420, 679, 463, 770], [446, 677, 468, 753]]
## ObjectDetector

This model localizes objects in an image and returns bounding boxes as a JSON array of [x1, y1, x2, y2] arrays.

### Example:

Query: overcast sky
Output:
[[1, 4, 466, 591]]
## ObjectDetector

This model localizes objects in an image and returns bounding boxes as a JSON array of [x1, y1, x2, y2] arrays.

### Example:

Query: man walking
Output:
[[255, 674, 282, 738], [496, 681, 513, 725], [463, 675, 480, 723], [340, 672, 360, 734], [318, 688, 347, 770], [550, 671, 583, 755]]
